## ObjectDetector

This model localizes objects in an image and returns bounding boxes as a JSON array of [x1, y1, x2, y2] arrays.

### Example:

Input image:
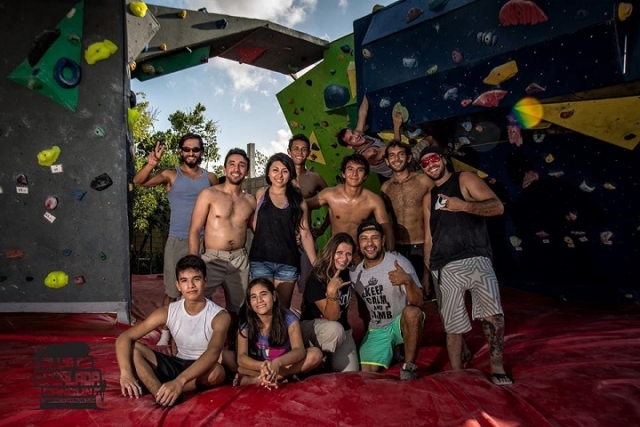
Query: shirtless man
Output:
[[189, 148, 257, 339], [380, 140, 434, 292], [308, 152, 394, 253], [133, 133, 217, 345], [336, 96, 402, 181], [287, 134, 329, 294]]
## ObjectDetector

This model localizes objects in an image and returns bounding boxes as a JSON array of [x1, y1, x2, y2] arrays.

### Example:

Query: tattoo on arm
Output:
[[465, 198, 504, 217]]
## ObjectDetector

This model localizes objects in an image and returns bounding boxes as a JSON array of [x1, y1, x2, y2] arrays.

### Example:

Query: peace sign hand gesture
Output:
[[148, 141, 165, 167]]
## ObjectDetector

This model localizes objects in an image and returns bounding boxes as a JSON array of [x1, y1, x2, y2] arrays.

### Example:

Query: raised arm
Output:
[[392, 110, 403, 141], [189, 191, 210, 254], [133, 142, 172, 187], [155, 311, 231, 406], [115, 306, 168, 398], [355, 95, 369, 132]]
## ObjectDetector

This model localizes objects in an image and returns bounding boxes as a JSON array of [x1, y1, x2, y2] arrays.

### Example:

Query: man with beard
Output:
[[420, 146, 512, 386], [287, 134, 329, 295], [133, 134, 218, 345], [380, 140, 434, 293], [189, 148, 257, 342], [350, 221, 424, 379]]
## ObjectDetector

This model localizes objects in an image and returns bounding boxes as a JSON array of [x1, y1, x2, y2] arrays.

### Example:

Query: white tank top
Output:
[[166, 299, 225, 360]]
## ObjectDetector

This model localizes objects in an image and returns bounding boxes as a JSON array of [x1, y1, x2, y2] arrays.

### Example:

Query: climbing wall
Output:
[[276, 34, 383, 242], [0, 0, 131, 321], [278, 0, 640, 304]]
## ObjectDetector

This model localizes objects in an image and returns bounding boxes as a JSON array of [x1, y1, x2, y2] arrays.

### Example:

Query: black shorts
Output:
[[153, 351, 195, 383]]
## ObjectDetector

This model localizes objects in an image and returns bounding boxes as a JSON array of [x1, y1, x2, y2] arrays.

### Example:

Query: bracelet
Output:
[[325, 292, 339, 301]]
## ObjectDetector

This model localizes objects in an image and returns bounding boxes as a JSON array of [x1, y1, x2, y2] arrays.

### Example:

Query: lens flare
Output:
[[512, 97, 543, 129]]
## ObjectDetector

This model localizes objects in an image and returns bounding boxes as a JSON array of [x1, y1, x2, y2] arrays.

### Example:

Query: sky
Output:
[[131, 0, 394, 169]]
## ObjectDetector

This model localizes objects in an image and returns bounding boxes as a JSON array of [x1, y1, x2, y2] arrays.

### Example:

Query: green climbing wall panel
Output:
[[7, 1, 84, 112]]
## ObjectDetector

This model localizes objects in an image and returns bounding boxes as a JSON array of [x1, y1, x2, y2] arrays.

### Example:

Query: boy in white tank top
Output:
[[116, 255, 237, 406]]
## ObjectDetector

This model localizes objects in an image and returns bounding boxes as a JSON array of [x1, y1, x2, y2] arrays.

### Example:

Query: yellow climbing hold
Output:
[[129, 1, 148, 18], [37, 146, 61, 166], [85, 39, 118, 65], [44, 271, 69, 289]]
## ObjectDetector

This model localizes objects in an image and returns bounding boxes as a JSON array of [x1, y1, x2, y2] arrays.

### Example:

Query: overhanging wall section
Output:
[[0, 0, 130, 321]]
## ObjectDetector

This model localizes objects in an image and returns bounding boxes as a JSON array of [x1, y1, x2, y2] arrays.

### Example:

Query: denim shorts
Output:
[[250, 261, 299, 281]]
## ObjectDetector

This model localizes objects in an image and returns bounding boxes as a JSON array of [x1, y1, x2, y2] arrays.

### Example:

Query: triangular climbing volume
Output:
[[7, 1, 84, 112]]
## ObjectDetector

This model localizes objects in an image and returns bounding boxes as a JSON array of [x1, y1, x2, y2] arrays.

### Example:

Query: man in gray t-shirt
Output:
[[350, 220, 425, 380]]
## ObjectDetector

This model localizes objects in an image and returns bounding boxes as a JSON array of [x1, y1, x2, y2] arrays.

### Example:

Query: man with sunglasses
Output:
[[133, 134, 218, 346], [420, 146, 512, 386]]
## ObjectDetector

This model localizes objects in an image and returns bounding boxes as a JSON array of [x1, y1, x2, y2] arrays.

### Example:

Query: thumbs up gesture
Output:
[[388, 260, 411, 286]]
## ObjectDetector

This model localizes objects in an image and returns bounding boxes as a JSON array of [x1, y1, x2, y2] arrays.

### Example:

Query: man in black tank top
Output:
[[420, 146, 513, 386]]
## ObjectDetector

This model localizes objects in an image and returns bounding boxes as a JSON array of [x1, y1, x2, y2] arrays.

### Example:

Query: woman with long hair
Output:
[[299, 233, 359, 372], [235, 278, 323, 387], [249, 153, 316, 308]]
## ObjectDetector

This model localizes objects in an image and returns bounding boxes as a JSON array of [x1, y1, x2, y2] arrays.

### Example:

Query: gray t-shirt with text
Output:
[[350, 252, 421, 329]]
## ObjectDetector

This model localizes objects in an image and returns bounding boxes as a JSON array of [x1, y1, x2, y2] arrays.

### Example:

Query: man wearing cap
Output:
[[350, 220, 424, 380], [336, 96, 404, 181], [420, 146, 512, 386]]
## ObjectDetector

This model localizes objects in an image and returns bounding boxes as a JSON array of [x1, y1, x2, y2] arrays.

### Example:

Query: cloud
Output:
[[208, 59, 278, 93], [260, 128, 292, 156], [166, 80, 176, 89], [338, 0, 348, 11], [185, 0, 318, 27], [239, 100, 251, 112], [213, 86, 225, 96]]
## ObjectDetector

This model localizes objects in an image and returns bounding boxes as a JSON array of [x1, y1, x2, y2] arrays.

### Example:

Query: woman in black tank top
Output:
[[249, 153, 317, 308]]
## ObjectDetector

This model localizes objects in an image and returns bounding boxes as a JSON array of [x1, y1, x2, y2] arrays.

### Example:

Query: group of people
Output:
[[117, 118, 512, 407]]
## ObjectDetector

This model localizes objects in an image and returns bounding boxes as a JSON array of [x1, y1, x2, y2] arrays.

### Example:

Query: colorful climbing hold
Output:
[[44, 271, 69, 289], [73, 189, 87, 201], [94, 126, 106, 137], [90, 173, 113, 191], [37, 146, 61, 166], [6, 249, 24, 259], [62, 249, 72, 257], [85, 40, 118, 65], [74, 275, 86, 285], [129, 1, 148, 17], [45, 196, 59, 210], [98, 252, 107, 260]]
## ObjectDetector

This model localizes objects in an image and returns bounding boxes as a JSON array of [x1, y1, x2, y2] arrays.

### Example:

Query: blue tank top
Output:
[[167, 167, 210, 238], [429, 173, 492, 270]]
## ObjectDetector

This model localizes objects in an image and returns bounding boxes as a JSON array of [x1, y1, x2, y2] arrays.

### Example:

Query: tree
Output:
[[254, 150, 269, 176], [131, 96, 220, 236]]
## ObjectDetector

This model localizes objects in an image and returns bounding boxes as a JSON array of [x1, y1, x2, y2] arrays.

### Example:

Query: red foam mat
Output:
[[0, 276, 639, 426]]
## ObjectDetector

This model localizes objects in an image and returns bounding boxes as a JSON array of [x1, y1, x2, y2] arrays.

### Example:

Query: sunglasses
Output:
[[181, 147, 202, 153], [420, 154, 441, 168]]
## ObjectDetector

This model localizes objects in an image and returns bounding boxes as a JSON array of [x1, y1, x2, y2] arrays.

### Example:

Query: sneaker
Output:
[[400, 362, 419, 380]]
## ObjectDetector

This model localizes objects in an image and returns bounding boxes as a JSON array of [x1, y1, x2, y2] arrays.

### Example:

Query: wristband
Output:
[[325, 292, 339, 301]]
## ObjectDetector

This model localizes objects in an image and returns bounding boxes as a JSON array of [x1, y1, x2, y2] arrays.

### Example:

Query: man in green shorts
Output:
[[350, 221, 425, 379]]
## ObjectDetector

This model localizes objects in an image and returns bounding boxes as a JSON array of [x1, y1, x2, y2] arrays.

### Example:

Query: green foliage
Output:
[[131, 94, 220, 236], [254, 150, 269, 176]]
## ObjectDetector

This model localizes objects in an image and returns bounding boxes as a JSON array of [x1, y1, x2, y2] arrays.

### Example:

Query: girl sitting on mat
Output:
[[235, 278, 323, 388]]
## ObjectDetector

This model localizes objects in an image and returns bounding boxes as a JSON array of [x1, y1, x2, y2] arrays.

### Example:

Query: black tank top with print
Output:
[[429, 173, 492, 270]]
